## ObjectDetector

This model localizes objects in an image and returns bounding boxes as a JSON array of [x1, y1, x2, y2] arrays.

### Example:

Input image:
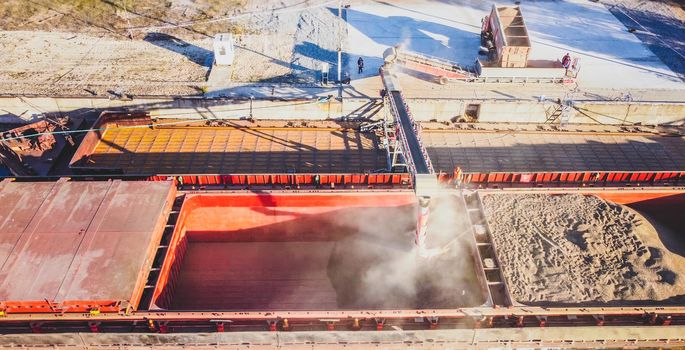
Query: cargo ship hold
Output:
[[1, 106, 685, 348]]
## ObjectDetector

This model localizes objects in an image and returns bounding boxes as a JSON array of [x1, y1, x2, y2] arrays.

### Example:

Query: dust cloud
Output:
[[326, 193, 485, 309], [167, 193, 486, 311]]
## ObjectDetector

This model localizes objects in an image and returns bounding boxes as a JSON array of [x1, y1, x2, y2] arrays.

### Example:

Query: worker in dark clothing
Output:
[[357, 57, 364, 74], [561, 53, 571, 74]]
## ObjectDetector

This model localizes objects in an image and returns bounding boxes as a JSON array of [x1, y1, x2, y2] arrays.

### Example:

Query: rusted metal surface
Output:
[[456, 170, 685, 187], [70, 113, 386, 175], [69, 112, 150, 175], [148, 173, 411, 189], [0, 180, 175, 313], [0, 118, 82, 176], [2, 326, 685, 348], [0, 181, 56, 266], [423, 129, 685, 187]]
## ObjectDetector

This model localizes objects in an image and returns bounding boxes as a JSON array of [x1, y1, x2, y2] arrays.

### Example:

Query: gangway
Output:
[[384, 46, 571, 85], [383, 47, 476, 84]]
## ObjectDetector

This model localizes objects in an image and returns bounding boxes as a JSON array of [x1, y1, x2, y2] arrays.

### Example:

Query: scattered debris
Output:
[[0, 116, 83, 175]]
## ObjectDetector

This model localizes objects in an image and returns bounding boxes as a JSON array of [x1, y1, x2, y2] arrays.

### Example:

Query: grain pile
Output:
[[482, 193, 685, 305]]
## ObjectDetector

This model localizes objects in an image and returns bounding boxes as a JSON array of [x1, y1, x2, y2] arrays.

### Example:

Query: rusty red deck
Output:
[[0, 180, 175, 313], [423, 130, 685, 174], [69, 112, 386, 175], [421, 129, 685, 186]]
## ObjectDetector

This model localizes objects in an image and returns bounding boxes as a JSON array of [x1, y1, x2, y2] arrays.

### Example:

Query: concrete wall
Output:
[[477, 100, 546, 123], [573, 103, 685, 125], [399, 99, 465, 122], [0, 96, 344, 123], [409, 99, 685, 125], [1, 96, 683, 125], [152, 98, 342, 120]]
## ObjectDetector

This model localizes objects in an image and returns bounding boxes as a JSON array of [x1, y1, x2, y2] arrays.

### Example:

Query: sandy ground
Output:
[[229, 3, 341, 84], [0, 31, 211, 96], [0, 0, 684, 97], [0, 0, 342, 96], [345, 0, 685, 96], [0, 0, 248, 38], [482, 193, 685, 305], [605, 0, 685, 80]]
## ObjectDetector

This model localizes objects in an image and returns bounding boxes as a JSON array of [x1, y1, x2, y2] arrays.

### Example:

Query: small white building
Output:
[[213, 33, 235, 66]]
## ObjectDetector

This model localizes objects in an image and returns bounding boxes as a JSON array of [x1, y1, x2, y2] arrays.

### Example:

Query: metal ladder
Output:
[[381, 96, 408, 172], [559, 104, 575, 126], [544, 104, 563, 123], [138, 194, 185, 310], [463, 191, 511, 307]]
